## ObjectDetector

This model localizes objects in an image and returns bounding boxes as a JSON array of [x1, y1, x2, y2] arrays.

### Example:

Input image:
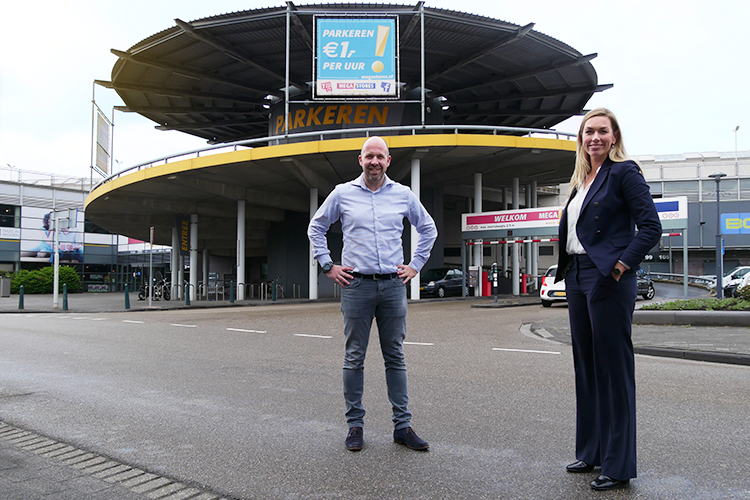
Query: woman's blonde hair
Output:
[[567, 108, 631, 199]]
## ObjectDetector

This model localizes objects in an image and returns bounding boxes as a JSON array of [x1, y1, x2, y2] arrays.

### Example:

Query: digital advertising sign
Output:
[[314, 17, 398, 99]]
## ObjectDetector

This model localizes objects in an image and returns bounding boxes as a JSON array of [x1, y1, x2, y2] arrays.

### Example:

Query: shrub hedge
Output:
[[10, 266, 82, 294]]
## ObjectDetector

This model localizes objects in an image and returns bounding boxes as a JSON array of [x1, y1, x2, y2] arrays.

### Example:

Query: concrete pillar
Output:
[[309, 188, 319, 300], [531, 181, 539, 289], [178, 254, 184, 299], [202, 249, 209, 299], [525, 184, 533, 290], [237, 200, 246, 300], [171, 227, 179, 301], [502, 187, 508, 273], [474, 173, 483, 297], [512, 178, 520, 295], [411, 159, 421, 300], [189, 214, 198, 302]]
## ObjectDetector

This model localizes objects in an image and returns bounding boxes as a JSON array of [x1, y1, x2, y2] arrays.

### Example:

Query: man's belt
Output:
[[352, 272, 399, 280]]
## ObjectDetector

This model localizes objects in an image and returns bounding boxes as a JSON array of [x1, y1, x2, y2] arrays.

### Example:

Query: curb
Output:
[[633, 310, 750, 327], [632, 346, 750, 366], [529, 323, 750, 367]]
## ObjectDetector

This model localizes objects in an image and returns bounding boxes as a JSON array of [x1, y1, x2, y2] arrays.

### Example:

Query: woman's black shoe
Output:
[[591, 475, 630, 490], [566, 460, 595, 473]]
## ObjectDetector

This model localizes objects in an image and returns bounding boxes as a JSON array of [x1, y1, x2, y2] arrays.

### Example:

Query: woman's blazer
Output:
[[556, 158, 662, 282]]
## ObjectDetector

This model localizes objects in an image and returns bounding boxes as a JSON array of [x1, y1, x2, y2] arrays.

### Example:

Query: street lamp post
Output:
[[709, 172, 727, 299]]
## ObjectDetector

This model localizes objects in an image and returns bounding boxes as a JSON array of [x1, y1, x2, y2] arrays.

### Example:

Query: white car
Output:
[[709, 266, 750, 294], [726, 270, 750, 297], [540, 265, 566, 307]]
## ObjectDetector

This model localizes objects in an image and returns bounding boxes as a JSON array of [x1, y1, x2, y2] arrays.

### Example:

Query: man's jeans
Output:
[[340, 276, 411, 430]]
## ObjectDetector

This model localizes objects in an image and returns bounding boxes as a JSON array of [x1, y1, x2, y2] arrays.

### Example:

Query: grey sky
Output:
[[1, 0, 747, 179]]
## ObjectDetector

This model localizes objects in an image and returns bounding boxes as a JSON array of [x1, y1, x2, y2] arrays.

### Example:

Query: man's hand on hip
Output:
[[397, 264, 417, 284], [326, 265, 354, 287]]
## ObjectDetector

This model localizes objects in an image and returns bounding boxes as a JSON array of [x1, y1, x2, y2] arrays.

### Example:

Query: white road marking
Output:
[[492, 348, 560, 355], [170, 324, 197, 328], [404, 341, 434, 346], [227, 328, 267, 333], [294, 334, 333, 339], [123, 320, 144, 324]]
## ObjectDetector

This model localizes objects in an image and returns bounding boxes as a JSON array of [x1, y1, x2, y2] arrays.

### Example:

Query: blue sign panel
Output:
[[315, 17, 397, 98], [721, 212, 750, 234]]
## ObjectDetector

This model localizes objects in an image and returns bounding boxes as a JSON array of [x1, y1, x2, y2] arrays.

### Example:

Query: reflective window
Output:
[[702, 179, 737, 201], [741, 179, 750, 200], [664, 181, 699, 202]]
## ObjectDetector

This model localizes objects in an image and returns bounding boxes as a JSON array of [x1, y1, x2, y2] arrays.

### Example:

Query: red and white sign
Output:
[[462, 207, 562, 232]]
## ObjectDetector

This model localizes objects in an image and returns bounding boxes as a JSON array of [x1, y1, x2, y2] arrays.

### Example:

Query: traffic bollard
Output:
[[230, 281, 235, 303], [63, 284, 68, 311], [19, 285, 24, 310], [124, 284, 130, 310]]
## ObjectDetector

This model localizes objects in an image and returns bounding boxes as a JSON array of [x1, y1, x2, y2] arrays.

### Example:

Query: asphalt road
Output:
[[1, 301, 748, 499]]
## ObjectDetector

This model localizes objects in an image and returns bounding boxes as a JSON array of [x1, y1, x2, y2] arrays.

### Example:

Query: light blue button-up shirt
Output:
[[308, 174, 437, 274]]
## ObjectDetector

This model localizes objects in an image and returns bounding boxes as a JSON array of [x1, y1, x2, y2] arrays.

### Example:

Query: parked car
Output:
[[420, 268, 464, 298], [636, 269, 655, 300], [540, 265, 566, 307], [725, 270, 750, 297], [707, 266, 750, 293]]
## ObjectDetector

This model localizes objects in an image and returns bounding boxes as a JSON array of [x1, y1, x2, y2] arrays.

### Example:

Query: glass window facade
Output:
[[663, 180, 699, 202], [702, 179, 737, 202]]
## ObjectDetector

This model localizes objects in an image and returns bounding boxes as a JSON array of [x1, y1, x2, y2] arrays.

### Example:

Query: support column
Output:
[[178, 254, 184, 299], [309, 188, 319, 300], [189, 214, 198, 302], [171, 227, 178, 301], [531, 181, 539, 289], [411, 159, 421, 300], [237, 200, 246, 300], [502, 187, 508, 274], [202, 249, 208, 299], [512, 178, 520, 296], [473, 173, 483, 297], [525, 184, 532, 292]]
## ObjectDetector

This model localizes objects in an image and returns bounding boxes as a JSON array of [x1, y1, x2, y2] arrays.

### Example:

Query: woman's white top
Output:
[[566, 167, 600, 255]]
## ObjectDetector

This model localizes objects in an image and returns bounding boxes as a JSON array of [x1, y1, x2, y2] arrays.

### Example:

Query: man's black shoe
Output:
[[591, 475, 630, 491], [566, 460, 595, 473], [393, 427, 429, 451], [345, 427, 363, 451]]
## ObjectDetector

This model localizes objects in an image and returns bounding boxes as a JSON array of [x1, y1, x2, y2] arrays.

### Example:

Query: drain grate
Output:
[[0, 421, 237, 500]]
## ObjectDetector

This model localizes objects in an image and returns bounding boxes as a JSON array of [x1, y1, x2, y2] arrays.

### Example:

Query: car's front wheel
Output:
[[643, 284, 655, 300]]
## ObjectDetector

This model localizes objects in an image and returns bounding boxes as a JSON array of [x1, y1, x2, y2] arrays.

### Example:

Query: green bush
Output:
[[11, 266, 82, 294], [736, 285, 750, 302], [641, 297, 750, 311]]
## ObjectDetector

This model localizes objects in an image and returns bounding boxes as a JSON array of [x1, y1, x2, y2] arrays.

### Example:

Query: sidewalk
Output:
[[531, 309, 750, 366]]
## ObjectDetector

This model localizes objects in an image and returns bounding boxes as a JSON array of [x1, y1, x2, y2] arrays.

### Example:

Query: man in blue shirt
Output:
[[308, 136, 437, 452]]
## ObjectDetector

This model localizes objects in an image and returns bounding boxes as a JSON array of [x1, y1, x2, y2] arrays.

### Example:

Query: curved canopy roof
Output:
[[103, 2, 610, 144]]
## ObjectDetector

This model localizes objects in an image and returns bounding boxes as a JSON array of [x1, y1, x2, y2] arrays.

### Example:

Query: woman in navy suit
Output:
[[556, 108, 661, 491]]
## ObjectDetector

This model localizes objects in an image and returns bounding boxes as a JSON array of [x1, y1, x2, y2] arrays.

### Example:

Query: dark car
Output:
[[637, 269, 655, 300], [420, 268, 463, 298]]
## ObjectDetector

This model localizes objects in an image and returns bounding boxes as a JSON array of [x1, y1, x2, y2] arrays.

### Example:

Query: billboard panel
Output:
[[314, 17, 398, 98], [95, 109, 111, 176]]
